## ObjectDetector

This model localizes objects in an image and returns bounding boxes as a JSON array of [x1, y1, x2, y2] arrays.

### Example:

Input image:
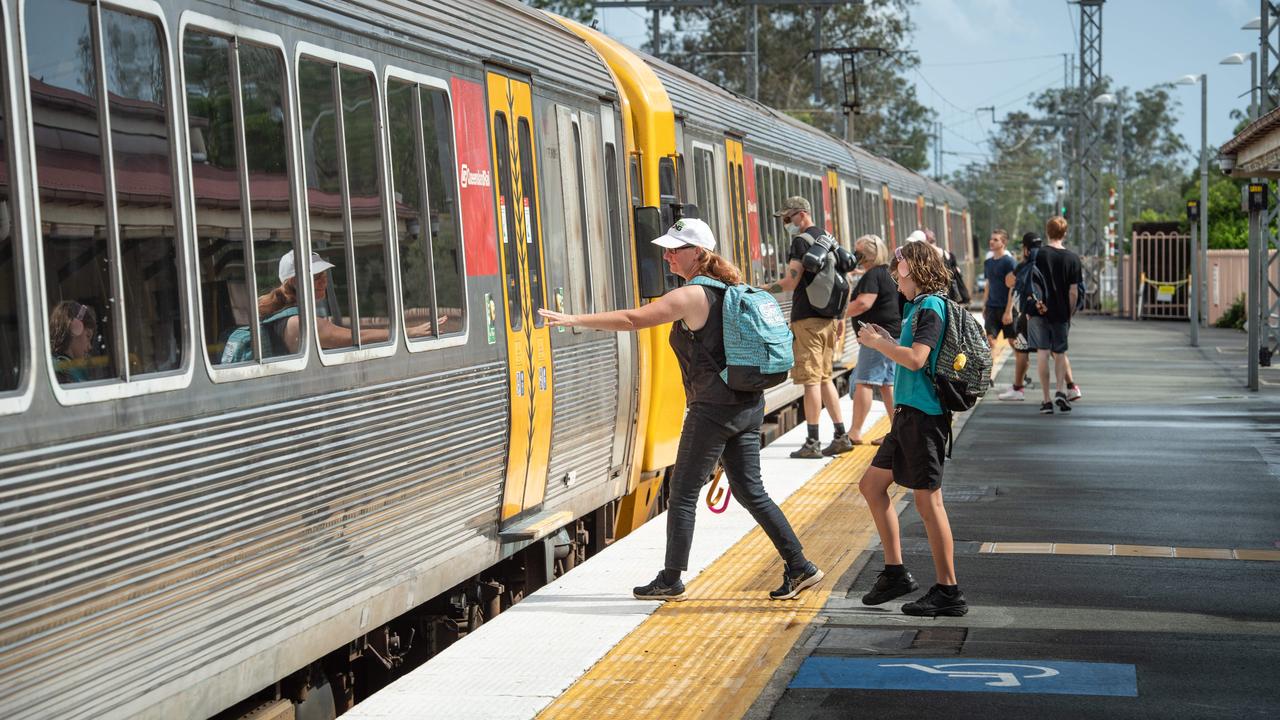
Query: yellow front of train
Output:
[[554, 18, 688, 537]]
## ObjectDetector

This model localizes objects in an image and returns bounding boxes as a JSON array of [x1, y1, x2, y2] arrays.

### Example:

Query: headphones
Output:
[[69, 302, 88, 337]]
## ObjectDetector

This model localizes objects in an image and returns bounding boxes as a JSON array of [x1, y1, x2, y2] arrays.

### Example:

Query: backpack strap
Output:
[[687, 275, 727, 290], [922, 292, 950, 381]]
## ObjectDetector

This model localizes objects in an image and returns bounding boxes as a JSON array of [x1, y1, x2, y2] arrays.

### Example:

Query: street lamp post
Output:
[[1220, 52, 1258, 122], [1177, 73, 1209, 336], [1093, 91, 1124, 314]]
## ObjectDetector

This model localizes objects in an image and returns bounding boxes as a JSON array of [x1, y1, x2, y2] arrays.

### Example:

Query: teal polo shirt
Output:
[[894, 294, 945, 416]]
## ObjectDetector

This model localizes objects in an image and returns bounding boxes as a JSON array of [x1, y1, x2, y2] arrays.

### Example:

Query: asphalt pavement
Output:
[[753, 316, 1280, 720]]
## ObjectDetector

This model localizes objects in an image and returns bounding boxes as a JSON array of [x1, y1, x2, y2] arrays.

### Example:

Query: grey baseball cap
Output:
[[773, 196, 812, 217]]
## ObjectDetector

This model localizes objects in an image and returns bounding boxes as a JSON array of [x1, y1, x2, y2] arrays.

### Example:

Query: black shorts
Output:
[[871, 405, 948, 490], [983, 306, 1014, 340]]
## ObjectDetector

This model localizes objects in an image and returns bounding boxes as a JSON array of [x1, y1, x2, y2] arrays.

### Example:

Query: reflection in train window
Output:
[[185, 31, 297, 366], [298, 58, 392, 351], [29, 0, 184, 385], [387, 79, 466, 340], [0, 3, 18, 393]]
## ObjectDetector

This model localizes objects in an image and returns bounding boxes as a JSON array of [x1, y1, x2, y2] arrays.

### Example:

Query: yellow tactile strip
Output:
[[540, 416, 898, 720], [980, 542, 1280, 561]]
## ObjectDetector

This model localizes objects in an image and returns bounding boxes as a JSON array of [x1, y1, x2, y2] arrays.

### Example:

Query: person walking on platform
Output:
[[853, 241, 968, 617], [845, 234, 898, 446], [761, 196, 853, 459], [539, 218, 823, 603], [1030, 216, 1083, 414], [998, 232, 1041, 401], [982, 229, 1017, 351]]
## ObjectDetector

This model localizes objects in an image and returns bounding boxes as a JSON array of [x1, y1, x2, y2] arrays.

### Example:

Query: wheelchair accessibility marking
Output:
[[790, 657, 1137, 697]]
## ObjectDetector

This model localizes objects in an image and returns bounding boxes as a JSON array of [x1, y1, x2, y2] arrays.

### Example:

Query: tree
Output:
[[661, 1, 934, 171]]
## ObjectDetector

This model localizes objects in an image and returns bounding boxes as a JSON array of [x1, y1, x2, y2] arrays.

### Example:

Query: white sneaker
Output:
[[1066, 385, 1082, 402], [998, 387, 1025, 401]]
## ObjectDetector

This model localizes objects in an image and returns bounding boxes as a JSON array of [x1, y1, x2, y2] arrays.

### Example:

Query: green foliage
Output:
[[1215, 293, 1247, 329], [660, 1, 933, 171]]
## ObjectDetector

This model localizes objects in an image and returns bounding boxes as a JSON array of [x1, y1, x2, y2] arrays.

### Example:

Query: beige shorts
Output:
[[791, 316, 839, 385]]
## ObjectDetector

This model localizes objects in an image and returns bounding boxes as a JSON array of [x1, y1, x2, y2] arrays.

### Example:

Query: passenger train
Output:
[[0, 0, 970, 717]]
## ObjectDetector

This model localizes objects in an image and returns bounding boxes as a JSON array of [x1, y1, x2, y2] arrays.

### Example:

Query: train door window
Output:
[[604, 141, 628, 308], [629, 156, 642, 206], [735, 162, 749, 280], [517, 118, 547, 325], [578, 112, 611, 311], [754, 163, 771, 280], [492, 112, 522, 329], [567, 117, 594, 311], [185, 30, 298, 368], [692, 146, 718, 241], [771, 167, 785, 278], [386, 77, 465, 343], [0, 3, 17, 395], [298, 56, 392, 352], [30, 0, 185, 386]]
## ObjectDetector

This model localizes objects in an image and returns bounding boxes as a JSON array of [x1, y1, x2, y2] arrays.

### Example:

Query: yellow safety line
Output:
[[540, 416, 900, 720], [979, 542, 1280, 561]]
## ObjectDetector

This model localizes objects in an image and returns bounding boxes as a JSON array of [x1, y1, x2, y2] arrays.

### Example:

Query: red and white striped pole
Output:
[[1106, 188, 1117, 257]]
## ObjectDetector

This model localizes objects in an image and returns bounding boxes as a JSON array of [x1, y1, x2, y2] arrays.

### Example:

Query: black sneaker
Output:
[[770, 561, 825, 600], [790, 438, 823, 459], [860, 568, 919, 605], [1039, 401, 1054, 415], [821, 434, 855, 456], [633, 573, 686, 601], [901, 584, 968, 617], [1054, 392, 1072, 413]]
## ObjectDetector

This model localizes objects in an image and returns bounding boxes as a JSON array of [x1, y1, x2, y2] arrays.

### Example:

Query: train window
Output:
[[31, 0, 187, 385], [186, 31, 298, 366], [692, 147, 718, 242], [570, 121, 595, 311], [754, 163, 771, 281], [0, 5, 17, 393], [603, 142, 628, 308], [298, 58, 392, 351], [771, 167, 785, 278], [629, 156, 642, 206], [735, 163, 749, 281], [492, 112, 521, 331], [658, 157, 676, 201], [516, 118, 546, 326], [387, 80, 466, 341]]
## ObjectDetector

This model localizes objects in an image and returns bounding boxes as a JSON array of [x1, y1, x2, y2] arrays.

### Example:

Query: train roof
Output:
[[638, 51, 858, 174], [309, 0, 616, 98]]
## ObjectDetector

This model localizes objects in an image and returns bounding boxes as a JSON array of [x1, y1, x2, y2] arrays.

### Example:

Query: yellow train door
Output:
[[486, 71, 554, 524], [724, 138, 750, 271]]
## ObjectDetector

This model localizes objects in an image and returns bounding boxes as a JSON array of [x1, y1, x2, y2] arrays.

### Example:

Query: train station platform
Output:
[[347, 317, 1280, 720]]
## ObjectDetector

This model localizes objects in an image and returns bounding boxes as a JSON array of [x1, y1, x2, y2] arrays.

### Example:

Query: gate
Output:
[[1129, 232, 1191, 320]]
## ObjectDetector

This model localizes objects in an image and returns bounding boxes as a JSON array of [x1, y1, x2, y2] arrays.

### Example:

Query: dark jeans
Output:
[[665, 398, 807, 572]]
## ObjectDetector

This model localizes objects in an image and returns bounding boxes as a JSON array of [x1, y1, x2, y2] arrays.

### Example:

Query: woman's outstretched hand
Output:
[[538, 308, 576, 327]]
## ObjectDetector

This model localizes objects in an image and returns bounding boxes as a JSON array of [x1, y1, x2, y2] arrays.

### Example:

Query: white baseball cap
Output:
[[905, 230, 928, 244], [279, 250, 336, 283], [651, 217, 717, 250]]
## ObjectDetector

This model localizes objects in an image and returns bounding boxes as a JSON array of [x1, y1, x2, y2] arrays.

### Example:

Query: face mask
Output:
[[784, 222, 800, 236]]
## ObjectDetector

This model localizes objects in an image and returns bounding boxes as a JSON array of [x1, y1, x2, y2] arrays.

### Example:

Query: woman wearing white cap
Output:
[[538, 218, 822, 602], [259, 250, 434, 355]]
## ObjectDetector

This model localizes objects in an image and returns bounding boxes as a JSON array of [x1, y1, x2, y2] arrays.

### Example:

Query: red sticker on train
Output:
[[451, 77, 499, 276]]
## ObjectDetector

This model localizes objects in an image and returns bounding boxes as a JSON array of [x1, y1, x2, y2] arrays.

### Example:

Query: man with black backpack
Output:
[[998, 232, 1044, 401], [763, 196, 854, 459]]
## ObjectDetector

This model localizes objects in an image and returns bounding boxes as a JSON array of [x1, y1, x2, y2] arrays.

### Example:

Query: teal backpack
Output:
[[220, 307, 299, 364], [687, 276, 794, 391]]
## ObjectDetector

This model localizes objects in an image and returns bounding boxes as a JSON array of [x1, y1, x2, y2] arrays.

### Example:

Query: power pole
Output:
[[1075, 0, 1105, 310], [750, 5, 759, 100], [1249, 0, 1280, 386], [809, 45, 905, 144]]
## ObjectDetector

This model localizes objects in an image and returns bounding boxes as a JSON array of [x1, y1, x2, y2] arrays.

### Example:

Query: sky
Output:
[[596, 0, 1263, 178]]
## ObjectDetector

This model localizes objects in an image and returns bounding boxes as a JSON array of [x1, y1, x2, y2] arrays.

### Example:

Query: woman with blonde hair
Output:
[[539, 218, 822, 602], [844, 234, 898, 446], [853, 240, 968, 617]]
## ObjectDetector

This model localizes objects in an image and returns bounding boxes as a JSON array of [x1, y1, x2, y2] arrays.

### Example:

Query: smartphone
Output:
[[856, 320, 868, 331]]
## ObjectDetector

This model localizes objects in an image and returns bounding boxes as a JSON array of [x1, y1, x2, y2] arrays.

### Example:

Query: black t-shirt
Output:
[[909, 298, 943, 350], [1034, 245, 1083, 323], [787, 226, 826, 321], [850, 264, 902, 336]]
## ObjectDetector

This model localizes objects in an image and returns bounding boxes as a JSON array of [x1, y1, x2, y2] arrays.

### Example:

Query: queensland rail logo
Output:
[[459, 164, 492, 189]]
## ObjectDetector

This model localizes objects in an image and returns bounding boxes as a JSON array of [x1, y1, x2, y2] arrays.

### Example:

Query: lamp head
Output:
[[1243, 16, 1261, 30], [1092, 92, 1117, 105], [1176, 74, 1201, 86], [1220, 53, 1249, 65]]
